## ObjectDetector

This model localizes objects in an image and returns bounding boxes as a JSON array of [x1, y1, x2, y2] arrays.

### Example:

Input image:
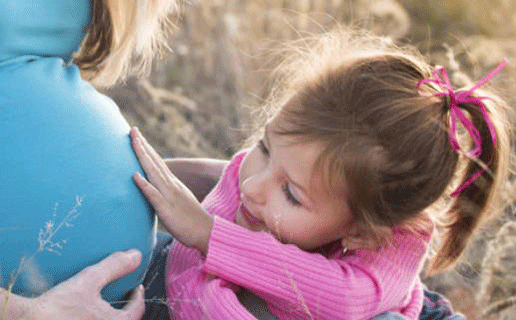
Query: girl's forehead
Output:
[[267, 110, 299, 134]]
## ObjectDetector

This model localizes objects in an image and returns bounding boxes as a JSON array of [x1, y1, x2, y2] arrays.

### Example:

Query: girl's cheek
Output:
[[238, 156, 251, 187], [269, 205, 285, 233], [240, 149, 257, 176]]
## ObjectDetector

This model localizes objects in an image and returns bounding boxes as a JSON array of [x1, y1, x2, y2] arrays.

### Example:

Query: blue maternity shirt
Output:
[[0, 0, 157, 302]]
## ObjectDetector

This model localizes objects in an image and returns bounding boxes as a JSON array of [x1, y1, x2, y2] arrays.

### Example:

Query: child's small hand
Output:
[[130, 127, 213, 254]]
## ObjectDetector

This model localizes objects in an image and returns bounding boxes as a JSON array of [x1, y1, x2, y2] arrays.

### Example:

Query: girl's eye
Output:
[[258, 139, 269, 156], [282, 183, 301, 206]]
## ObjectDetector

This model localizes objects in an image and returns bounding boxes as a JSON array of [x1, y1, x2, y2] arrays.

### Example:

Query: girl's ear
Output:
[[341, 223, 391, 251]]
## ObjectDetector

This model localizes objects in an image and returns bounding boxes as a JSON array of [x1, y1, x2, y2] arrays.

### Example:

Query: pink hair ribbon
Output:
[[416, 59, 508, 196]]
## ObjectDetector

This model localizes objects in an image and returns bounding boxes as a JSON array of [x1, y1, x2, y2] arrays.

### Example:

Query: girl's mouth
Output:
[[239, 203, 263, 226]]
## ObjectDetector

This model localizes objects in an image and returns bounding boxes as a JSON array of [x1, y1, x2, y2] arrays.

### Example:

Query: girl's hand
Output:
[[130, 127, 213, 254]]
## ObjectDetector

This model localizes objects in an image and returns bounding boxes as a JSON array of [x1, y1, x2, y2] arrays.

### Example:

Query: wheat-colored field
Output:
[[107, 1, 516, 318]]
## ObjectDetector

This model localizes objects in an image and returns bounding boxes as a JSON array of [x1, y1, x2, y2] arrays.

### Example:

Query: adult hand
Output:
[[21, 250, 145, 320], [130, 127, 214, 254]]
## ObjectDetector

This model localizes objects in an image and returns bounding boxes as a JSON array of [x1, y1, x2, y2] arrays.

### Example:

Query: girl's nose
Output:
[[240, 173, 267, 205]]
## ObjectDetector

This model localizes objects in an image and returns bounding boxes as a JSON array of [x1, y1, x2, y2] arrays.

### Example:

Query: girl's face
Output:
[[236, 115, 356, 250]]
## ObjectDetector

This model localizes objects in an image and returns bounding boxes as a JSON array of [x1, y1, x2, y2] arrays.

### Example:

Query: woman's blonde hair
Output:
[[73, 0, 177, 88], [259, 26, 513, 273]]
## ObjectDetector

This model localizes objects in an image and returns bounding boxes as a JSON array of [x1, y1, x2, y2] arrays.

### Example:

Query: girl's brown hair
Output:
[[73, 0, 177, 88], [260, 27, 512, 273]]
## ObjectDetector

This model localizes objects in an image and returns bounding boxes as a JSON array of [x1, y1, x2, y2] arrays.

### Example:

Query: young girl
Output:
[[130, 29, 512, 319]]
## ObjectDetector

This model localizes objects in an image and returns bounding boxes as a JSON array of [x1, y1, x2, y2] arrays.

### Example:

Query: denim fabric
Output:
[[140, 232, 465, 320], [419, 288, 466, 320], [370, 312, 410, 319], [237, 292, 411, 320], [237, 289, 281, 320], [371, 287, 467, 320], [141, 231, 174, 319]]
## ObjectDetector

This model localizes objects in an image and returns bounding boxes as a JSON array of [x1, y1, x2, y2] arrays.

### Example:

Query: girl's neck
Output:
[[396, 211, 434, 237]]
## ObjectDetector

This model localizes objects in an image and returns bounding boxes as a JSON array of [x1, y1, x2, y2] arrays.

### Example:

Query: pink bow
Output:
[[416, 59, 507, 196]]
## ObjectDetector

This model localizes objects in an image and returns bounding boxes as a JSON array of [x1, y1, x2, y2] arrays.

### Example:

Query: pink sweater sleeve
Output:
[[203, 216, 429, 320]]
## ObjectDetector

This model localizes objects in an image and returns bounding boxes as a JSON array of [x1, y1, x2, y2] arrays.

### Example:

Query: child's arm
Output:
[[204, 217, 428, 320], [164, 158, 227, 202], [130, 127, 213, 254]]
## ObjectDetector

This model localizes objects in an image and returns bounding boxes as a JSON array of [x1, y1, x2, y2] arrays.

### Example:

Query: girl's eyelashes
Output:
[[282, 183, 301, 206], [257, 137, 300, 206], [258, 139, 269, 156]]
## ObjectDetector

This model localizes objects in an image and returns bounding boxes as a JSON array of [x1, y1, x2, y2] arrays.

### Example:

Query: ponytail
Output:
[[429, 97, 510, 272], [415, 60, 512, 273]]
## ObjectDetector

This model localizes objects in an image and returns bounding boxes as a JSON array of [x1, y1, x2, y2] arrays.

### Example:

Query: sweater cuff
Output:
[[205, 215, 254, 275], [203, 216, 280, 290]]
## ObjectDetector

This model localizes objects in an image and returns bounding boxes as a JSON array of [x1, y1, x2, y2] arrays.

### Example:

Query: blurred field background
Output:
[[103, 1, 516, 318]]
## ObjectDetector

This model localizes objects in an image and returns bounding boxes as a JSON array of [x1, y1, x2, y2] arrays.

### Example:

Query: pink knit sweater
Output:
[[165, 151, 431, 320]]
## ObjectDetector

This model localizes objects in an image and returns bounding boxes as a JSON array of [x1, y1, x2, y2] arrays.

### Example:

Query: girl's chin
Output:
[[235, 207, 266, 231], [235, 211, 249, 228]]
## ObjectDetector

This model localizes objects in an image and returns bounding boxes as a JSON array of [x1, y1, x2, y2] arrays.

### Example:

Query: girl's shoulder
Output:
[[219, 149, 249, 184], [201, 150, 249, 219]]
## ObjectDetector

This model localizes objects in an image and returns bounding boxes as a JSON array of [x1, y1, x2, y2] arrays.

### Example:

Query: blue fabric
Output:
[[0, 0, 157, 303], [419, 288, 466, 320], [0, 0, 90, 62]]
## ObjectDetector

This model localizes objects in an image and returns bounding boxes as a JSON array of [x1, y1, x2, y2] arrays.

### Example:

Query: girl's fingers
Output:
[[136, 128, 165, 168], [130, 128, 182, 200], [134, 172, 180, 235], [133, 172, 173, 213], [131, 128, 170, 179], [130, 129, 168, 189]]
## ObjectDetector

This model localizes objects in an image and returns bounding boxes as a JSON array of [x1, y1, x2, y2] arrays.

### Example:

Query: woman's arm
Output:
[[164, 158, 228, 202]]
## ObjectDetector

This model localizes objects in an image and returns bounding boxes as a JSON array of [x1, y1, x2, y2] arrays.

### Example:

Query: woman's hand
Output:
[[1, 250, 145, 320], [130, 127, 214, 254]]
